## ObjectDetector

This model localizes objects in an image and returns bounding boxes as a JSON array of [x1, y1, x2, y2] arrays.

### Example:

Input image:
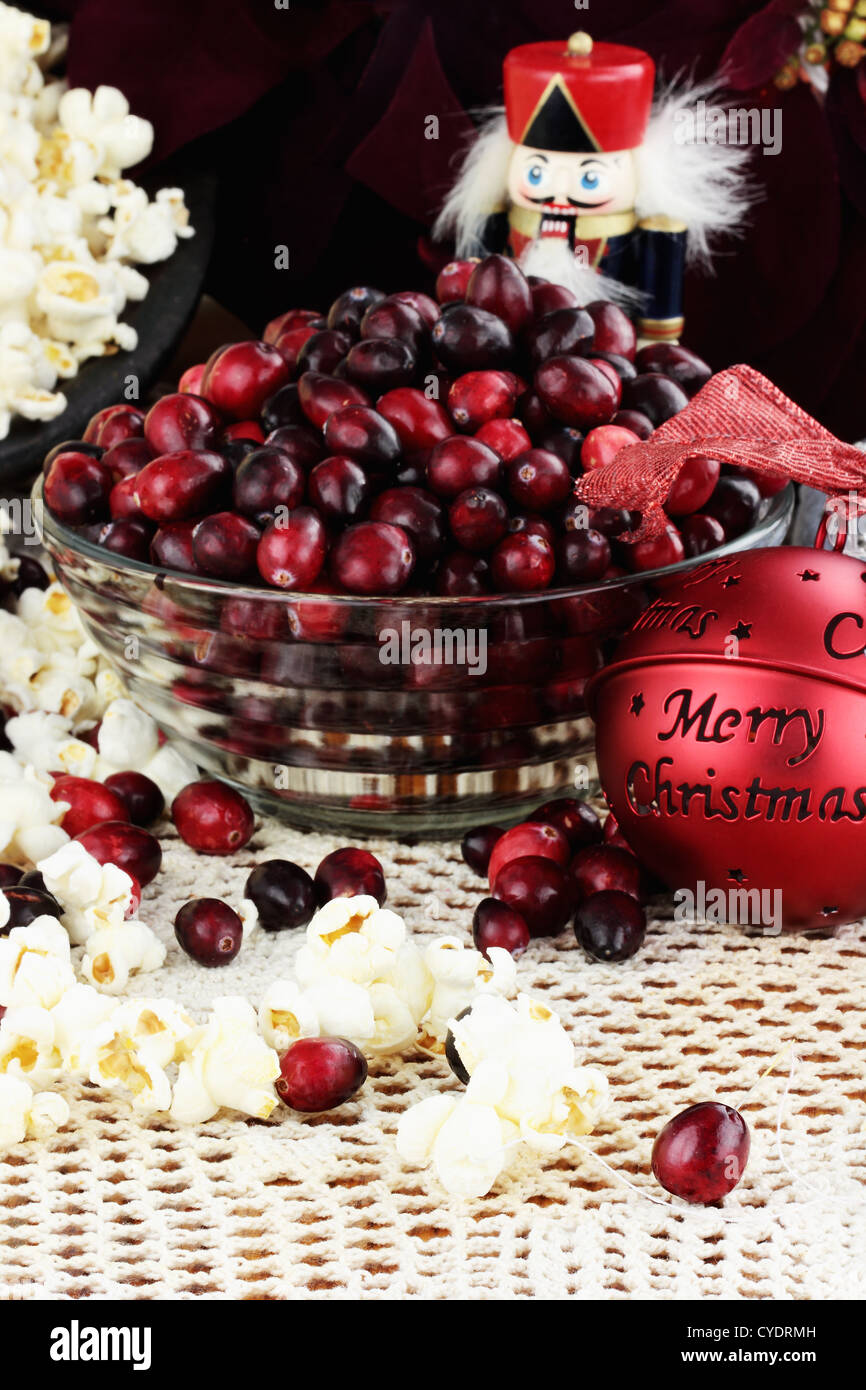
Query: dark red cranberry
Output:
[[449, 487, 508, 552], [10, 556, 49, 595], [556, 529, 611, 583], [361, 297, 425, 348], [263, 423, 323, 470], [369, 487, 446, 567], [202, 341, 290, 419], [44, 452, 113, 525], [244, 859, 316, 932], [665, 455, 721, 516], [276, 1036, 367, 1112], [296, 328, 353, 376], [587, 357, 622, 407], [43, 438, 103, 476], [490, 532, 555, 592], [625, 523, 686, 573], [331, 521, 414, 595], [507, 449, 572, 513], [87, 404, 145, 449], [681, 513, 726, 556], [103, 771, 164, 827], [314, 847, 386, 905], [102, 438, 154, 481], [435, 259, 478, 303], [535, 356, 618, 430], [327, 286, 385, 334], [50, 775, 130, 838], [323, 405, 401, 469], [192, 511, 260, 579], [174, 897, 242, 966], [233, 446, 305, 521], [308, 457, 368, 525], [533, 422, 584, 471], [574, 889, 647, 962], [612, 408, 654, 439], [581, 424, 641, 473], [427, 436, 501, 500], [525, 307, 594, 366], [272, 322, 324, 370], [260, 383, 305, 433], [376, 388, 452, 452], [223, 420, 265, 445], [297, 372, 370, 431], [434, 549, 491, 596], [528, 279, 579, 315], [570, 844, 641, 902], [635, 342, 712, 396], [491, 856, 573, 937], [487, 821, 569, 888], [109, 473, 148, 522], [0, 865, 22, 889], [345, 338, 416, 393], [652, 1102, 750, 1203], [75, 821, 162, 886], [257, 507, 327, 589], [534, 798, 602, 851], [134, 450, 229, 522], [18, 869, 47, 894], [431, 304, 514, 373], [509, 514, 555, 547], [621, 373, 689, 426], [264, 308, 323, 345], [591, 350, 637, 383], [144, 393, 221, 453], [460, 824, 504, 877], [2, 885, 62, 931], [474, 416, 531, 460], [91, 519, 153, 563], [585, 301, 637, 361], [472, 897, 530, 960], [150, 520, 202, 574], [703, 476, 762, 538], [171, 780, 254, 854], [391, 289, 439, 330], [464, 254, 532, 334]]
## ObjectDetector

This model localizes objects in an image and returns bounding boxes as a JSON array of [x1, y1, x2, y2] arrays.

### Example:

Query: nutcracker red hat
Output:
[[504, 32, 655, 153]]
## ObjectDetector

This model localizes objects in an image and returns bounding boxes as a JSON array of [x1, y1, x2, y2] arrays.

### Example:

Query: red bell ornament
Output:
[[582, 364, 866, 933]]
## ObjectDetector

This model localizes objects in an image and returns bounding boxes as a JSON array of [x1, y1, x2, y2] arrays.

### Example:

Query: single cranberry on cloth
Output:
[[585, 365, 866, 932]]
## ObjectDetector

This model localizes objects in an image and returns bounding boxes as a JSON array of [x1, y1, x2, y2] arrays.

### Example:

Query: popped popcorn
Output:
[[81, 998, 193, 1115], [258, 980, 319, 1054], [37, 839, 135, 944], [5, 710, 96, 777], [0, 1003, 62, 1084], [81, 918, 166, 995], [421, 937, 517, 1049], [0, 1074, 68, 1148], [96, 698, 159, 774], [171, 997, 280, 1125], [48, 983, 115, 1071], [0, 914, 75, 1009]]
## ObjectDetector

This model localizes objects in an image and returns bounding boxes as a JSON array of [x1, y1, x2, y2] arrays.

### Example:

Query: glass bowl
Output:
[[34, 480, 794, 836]]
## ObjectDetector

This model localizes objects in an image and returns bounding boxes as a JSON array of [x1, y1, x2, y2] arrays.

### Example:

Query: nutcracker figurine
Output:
[[434, 32, 754, 344]]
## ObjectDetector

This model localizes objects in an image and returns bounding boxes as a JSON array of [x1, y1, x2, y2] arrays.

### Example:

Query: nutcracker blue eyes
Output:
[[527, 165, 545, 186], [581, 171, 600, 189]]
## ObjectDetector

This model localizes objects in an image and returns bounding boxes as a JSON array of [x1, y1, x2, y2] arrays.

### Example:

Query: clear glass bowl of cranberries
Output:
[[35, 258, 794, 836]]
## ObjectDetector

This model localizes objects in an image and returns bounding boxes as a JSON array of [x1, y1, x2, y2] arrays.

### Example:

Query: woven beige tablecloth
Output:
[[3, 814, 864, 1301]]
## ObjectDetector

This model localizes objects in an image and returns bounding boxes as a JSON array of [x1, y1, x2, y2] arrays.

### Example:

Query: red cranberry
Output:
[[103, 771, 164, 827], [703, 476, 762, 538], [556, 529, 611, 583], [474, 417, 530, 460], [464, 255, 532, 335], [0, 865, 22, 889], [487, 821, 569, 889], [492, 856, 573, 937], [265, 308, 323, 344], [448, 371, 516, 431], [44, 439, 103, 476], [192, 511, 260, 579], [460, 824, 504, 877], [665, 455, 721, 516], [635, 342, 712, 396], [202, 341, 289, 419], [625, 523, 686, 573], [652, 1102, 750, 1203], [90, 519, 153, 563], [431, 304, 514, 373], [172, 780, 255, 854], [681, 513, 726, 556], [308, 456, 368, 525], [570, 844, 641, 902], [612, 408, 653, 439], [276, 1036, 367, 1112], [586, 301, 637, 361], [581, 424, 641, 472], [490, 532, 555, 592], [574, 890, 647, 962], [84, 404, 144, 448], [314, 847, 386, 905], [44, 452, 113, 525], [345, 338, 416, 393], [361, 297, 425, 348], [144, 393, 221, 454], [376, 388, 452, 452], [588, 359, 622, 407], [179, 363, 207, 393], [449, 487, 508, 552], [263, 423, 323, 470], [369, 487, 446, 567], [392, 289, 438, 330], [102, 438, 154, 481], [272, 321, 324, 369], [109, 474, 148, 522], [509, 515, 555, 547], [535, 356, 618, 430], [331, 521, 414, 595], [50, 775, 130, 837], [76, 821, 163, 886], [223, 420, 265, 445], [621, 373, 689, 426], [151, 520, 202, 574], [323, 405, 401, 468], [297, 372, 370, 430], [233, 446, 305, 521], [296, 328, 353, 376], [434, 549, 491, 596], [507, 449, 571, 513], [525, 307, 594, 366], [427, 436, 501, 500], [326, 286, 384, 334], [174, 897, 242, 966], [591, 350, 637, 384], [2, 885, 62, 931], [534, 798, 602, 851], [244, 859, 316, 932], [435, 259, 479, 303], [472, 897, 530, 959], [257, 507, 327, 589], [134, 450, 229, 522]]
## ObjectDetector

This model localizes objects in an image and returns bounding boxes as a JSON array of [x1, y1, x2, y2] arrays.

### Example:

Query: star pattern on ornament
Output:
[[629, 692, 645, 716], [729, 621, 752, 641], [728, 868, 748, 884], [721, 574, 741, 589], [797, 569, 820, 582]]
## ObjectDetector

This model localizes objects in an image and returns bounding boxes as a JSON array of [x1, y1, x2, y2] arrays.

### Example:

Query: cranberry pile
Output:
[[42, 256, 781, 597], [462, 796, 648, 963]]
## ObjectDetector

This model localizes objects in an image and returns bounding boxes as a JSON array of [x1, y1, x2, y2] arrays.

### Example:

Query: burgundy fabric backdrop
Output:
[[45, 0, 866, 439]]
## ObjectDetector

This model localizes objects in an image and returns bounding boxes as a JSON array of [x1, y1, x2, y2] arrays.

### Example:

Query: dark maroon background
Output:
[[45, 0, 866, 438]]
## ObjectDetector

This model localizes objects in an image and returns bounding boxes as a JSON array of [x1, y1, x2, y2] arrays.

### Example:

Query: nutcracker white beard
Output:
[[518, 235, 639, 307]]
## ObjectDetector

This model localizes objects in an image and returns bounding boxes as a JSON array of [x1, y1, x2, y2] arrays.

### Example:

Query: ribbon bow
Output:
[[575, 364, 866, 541]]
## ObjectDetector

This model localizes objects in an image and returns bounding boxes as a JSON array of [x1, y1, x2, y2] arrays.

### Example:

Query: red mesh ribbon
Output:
[[575, 364, 866, 540]]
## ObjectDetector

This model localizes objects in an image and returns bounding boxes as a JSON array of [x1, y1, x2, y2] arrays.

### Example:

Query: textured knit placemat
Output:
[[2, 815, 864, 1301]]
